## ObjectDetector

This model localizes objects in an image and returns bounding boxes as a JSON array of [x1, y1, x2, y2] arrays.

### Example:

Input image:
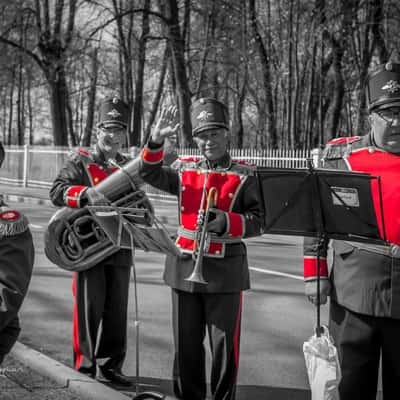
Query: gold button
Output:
[[181, 206, 185, 211], [182, 186, 186, 191], [94, 177, 99, 183], [228, 193, 233, 198], [215, 250, 221, 255]]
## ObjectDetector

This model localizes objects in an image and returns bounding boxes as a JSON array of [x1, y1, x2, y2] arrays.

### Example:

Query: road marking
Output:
[[250, 267, 303, 281]]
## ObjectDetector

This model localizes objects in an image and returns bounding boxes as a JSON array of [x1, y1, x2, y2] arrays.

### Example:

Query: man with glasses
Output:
[[140, 98, 264, 400], [50, 96, 133, 386], [304, 62, 400, 400]]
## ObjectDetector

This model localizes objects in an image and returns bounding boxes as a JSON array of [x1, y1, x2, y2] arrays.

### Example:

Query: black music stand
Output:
[[257, 162, 387, 336], [87, 205, 175, 400]]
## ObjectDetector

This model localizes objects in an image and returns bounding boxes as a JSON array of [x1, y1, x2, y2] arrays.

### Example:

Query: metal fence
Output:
[[0, 145, 315, 199]]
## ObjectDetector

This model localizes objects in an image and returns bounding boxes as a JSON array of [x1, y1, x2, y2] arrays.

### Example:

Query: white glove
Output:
[[305, 279, 331, 305]]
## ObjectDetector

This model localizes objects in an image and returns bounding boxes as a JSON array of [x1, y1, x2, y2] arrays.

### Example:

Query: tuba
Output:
[[45, 156, 155, 272]]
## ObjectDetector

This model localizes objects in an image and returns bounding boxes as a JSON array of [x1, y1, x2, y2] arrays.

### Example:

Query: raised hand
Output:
[[151, 105, 180, 144]]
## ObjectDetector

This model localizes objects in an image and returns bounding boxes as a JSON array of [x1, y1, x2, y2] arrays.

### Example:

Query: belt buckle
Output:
[[390, 244, 400, 258]]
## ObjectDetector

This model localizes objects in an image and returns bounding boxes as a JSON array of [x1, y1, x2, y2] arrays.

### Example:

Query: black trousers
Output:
[[72, 261, 130, 374], [330, 300, 400, 400], [172, 289, 243, 400], [0, 315, 20, 364]]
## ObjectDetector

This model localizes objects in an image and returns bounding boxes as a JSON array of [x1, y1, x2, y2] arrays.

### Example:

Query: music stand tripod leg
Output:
[[315, 236, 325, 337], [124, 221, 165, 400]]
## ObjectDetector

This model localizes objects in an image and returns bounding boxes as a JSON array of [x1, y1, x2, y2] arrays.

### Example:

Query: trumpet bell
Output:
[[185, 269, 208, 284]]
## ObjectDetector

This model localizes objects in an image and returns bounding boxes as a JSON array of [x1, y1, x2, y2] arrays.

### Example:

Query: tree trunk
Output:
[[166, 0, 193, 147], [195, 2, 215, 98], [248, 0, 277, 148], [143, 45, 168, 145], [326, 35, 344, 140], [132, 0, 151, 148], [47, 72, 70, 146], [7, 70, 15, 145], [82, 46, 99, 147], [17, 60, 25, 145]]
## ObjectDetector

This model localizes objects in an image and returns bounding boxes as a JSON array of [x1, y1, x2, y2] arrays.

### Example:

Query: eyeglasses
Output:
[[375, 108, 400, 125], [99, 127, 126, 135]]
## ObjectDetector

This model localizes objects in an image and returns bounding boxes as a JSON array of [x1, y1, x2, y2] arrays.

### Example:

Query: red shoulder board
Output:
[[69, 147, 92, 163], [232, 159, 256, 167], [0, 210, 20, 221], [76, 148, 90, 156], [327, 136, 361, 145], [179, 156, 201, 162]]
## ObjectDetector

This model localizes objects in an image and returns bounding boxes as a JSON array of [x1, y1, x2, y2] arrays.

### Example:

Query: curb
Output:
[[11, 342, 132, 400]]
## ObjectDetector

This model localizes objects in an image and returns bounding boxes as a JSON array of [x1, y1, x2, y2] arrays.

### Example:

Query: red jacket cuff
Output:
[[64, 185, 88, 208], [226, 212, 244, 238], [142, 145, 164, 164], [304, 256, 328, 281]]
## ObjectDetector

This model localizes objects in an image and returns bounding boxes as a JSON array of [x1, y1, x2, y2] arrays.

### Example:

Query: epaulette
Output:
[[0, 206, 29, 237], [68, 147, 93, 163], [231, 159, 256, 176], [170, 156, 201, 171], [323, 136, 362, 160]]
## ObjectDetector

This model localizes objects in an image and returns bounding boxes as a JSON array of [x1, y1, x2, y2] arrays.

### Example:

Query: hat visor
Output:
[[192, 123, 229, 136], [97, 121, 127, 129], [372, 101, 400, 111]]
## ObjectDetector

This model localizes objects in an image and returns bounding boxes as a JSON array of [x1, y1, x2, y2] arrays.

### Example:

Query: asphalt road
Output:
[[14, 200, 329, 399]]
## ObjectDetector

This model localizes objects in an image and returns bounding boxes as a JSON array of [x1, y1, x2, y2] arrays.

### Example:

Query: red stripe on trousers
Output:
[[233, 292, 243, 383], [72, 273, 83, 370]]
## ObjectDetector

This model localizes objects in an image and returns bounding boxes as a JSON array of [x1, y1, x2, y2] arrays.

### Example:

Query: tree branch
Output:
[[0, 36, 44, 71]]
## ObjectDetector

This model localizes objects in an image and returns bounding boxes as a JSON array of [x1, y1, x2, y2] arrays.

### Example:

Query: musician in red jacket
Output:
[[49, 97, 133, 386], [0, 143, 34, 364], [304, 62, 400, 400], [140, 98, 264, 400]]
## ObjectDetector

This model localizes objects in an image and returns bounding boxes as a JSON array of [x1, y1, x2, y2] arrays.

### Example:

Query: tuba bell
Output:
[[45, 156, 155, 272]]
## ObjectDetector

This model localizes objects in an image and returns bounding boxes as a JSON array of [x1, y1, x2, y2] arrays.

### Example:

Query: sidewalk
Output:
[[2, 342, 132, 400], [0, 182, 176, 400]]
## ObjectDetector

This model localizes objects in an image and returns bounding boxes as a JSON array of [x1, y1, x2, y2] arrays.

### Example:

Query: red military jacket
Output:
[[49, 146, 131, 265], [141, 142, 264, 293], [50, 146, 129, 208], [304, 135, 400, 317]]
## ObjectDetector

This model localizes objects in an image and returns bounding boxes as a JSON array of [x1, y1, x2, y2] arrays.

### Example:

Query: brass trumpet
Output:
[[185, 186, 218, 284]]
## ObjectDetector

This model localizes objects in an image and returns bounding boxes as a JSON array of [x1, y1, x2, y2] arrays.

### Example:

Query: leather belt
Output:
[[177, 227, 243, 244], [344, 241, 400, 258]]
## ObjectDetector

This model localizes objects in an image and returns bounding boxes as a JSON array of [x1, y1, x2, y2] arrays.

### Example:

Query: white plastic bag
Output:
[[303, 326, 341, 400]]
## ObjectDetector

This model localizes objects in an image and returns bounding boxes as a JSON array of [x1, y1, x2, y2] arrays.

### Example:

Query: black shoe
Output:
[[97, 366, 134, 387], [77, 366, 96, 379]]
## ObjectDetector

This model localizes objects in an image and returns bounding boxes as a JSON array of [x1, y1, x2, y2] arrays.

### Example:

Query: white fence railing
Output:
[[0, 145, 318, 193]]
